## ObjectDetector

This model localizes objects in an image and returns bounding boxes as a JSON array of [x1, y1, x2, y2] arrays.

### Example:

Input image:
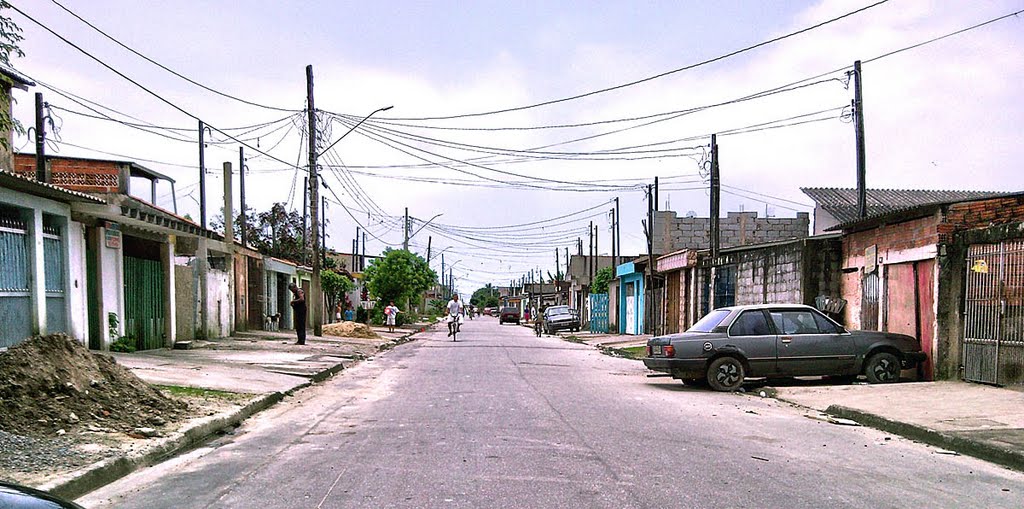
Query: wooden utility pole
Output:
[[239, 147, 247, 247], [853, 60, 867, 219], [610, 207, 617, 271], [615, 196, 621, 268], [321, 195, 327, 268], [34, 93, 47, 183], [307, 64, 323, 337], [361, 231, 366, 271], [354, 226, 360, 270], [654, 176, 659, 211], [301, 177, 308, 265], [710, 134, 720, 259], [198, 120, 207, 228]]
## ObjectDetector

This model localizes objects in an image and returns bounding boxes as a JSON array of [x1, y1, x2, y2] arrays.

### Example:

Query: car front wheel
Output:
[[864, 352, 901, 383], [707, 357, 745, 392]]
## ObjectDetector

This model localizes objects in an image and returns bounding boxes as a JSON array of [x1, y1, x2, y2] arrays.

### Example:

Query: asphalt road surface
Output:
[[80, 317, 1024, 508]]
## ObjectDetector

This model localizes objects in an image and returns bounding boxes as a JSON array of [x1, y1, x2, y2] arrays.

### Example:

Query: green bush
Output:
[[110, 336, 137, 353]]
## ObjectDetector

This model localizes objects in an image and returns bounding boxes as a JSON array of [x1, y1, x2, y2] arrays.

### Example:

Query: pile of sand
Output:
[[0, 334, 186, 438], [322, 321, 380, 339]]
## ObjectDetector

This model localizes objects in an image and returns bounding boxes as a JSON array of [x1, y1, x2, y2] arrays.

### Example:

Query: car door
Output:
[[770, 309, 856, 376], [725, 310, 778, 376]]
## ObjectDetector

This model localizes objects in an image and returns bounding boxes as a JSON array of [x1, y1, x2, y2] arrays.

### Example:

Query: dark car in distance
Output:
[[542, 305, 581, 334], [499, 306, 521, 325], [643, 304, 928, 391]]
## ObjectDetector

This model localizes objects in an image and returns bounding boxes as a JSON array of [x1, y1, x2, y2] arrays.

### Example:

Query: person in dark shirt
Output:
[[289, 282, 307, 345]]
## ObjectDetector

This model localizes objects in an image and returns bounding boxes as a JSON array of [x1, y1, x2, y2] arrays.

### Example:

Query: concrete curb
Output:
[[825, 404, 1024, 473], [38, 327, 428, 499], [43, 391, 284, 500]]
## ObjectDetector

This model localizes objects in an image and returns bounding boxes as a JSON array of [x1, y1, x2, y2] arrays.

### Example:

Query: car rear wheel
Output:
[[864, 352, 901, 383], [707, 357, 745, 392]]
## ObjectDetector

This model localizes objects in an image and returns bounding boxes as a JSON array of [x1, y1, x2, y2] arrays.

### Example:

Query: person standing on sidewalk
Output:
[[289, 282, 307, 345], [384, 301, 400, 333]]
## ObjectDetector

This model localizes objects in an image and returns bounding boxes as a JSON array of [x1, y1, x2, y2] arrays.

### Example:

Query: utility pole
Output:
[[35, 93, 47, 183], [361, 231, 366, 271], [302, 177, 308, 265], [426, 236, 432, 267], [198, 120, 207, 228], [306, 64, 323, 337], [852, 60, 867, 219], [645, 184, 656, 335], [615, 197, 621, 268], [403, 207, 409, 250], [239, 147, 247, 247], [594, 222, 599, 273], [654, 176, 659, 212], [354, 226, 360, 270], [710, 134, 720, 259], [610, 207, 616, 273], [588, 221, 594, 290], [441, 254, 446, 298], [322, 195, 327, 269]]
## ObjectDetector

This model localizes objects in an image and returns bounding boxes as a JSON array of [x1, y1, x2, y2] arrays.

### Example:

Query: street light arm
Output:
[[317, 105, 393, 157], [409, 213, 443, 241]]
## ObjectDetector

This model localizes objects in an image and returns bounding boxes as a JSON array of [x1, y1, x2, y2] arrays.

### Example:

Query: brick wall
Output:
[[939, 195, 1024, 243], [13, 154, 122, 193], [842, 214, 942, 267], [654, 210, 809, 254]]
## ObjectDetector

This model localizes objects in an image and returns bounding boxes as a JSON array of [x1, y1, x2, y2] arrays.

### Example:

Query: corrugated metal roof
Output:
[[801, 187, 1003, 224], [825, 190, 1024, 232], [0, 65, 34, 90], [0, 170, 106, 204]]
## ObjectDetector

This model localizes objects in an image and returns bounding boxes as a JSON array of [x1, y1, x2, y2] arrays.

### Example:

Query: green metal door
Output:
[[123, 255, 165, 350]]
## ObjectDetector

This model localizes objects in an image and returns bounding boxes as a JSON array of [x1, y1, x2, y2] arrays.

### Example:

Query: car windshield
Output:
[[547, 307, 570, 316], [687, 309, 732, 333]]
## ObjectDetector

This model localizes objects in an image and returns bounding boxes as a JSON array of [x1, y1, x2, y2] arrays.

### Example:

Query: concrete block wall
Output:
[[654, 210, 809, 254]]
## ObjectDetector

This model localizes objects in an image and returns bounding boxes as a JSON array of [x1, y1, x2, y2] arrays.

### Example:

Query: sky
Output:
[[8, 0, 1024, 294]]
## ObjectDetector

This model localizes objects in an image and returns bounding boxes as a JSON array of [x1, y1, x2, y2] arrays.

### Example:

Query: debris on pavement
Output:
[[826, 416, 862, 427], [751, 456, 770, 462], [322, 321, 380, 339]]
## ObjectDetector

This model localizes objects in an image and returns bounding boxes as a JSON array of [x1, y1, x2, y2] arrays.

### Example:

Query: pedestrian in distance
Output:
[[334, 301, 343, 324], [384, 301, 400, 333], [288, 282, 306, 345]]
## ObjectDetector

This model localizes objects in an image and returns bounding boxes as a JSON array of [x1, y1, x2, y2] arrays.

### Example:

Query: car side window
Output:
[[813, 312, 841, 334], [729, 310, 772, 337], [771, 311, 821, 334]]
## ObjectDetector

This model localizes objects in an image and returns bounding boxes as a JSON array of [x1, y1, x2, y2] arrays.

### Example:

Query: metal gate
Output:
[[0, 211, 31, 347], [43, 221, 67, 334], [861, 271, 880, 331], [124, 255, 166, 350], [963, 241, 1024, 385], [589, 293, 609, 333]]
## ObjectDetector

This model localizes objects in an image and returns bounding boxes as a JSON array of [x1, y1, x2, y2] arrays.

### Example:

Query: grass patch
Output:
[[563, 335, 586, 344], [157, 385, 248, 400], [619, 346, 647, 359]]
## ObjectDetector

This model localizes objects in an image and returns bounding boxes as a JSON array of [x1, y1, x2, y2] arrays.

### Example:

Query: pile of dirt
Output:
[[0, 334, 187, 438], [322, 321, 380, 339]]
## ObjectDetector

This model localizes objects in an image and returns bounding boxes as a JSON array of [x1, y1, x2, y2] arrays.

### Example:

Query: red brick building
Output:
[[831, 192, 1024, 383]]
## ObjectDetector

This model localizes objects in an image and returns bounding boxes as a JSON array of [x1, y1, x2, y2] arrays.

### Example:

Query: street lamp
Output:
[[318, 105, 393, 157], [409, 213, 443, 241]]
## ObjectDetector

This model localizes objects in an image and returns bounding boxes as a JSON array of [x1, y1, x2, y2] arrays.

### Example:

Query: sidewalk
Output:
[[39, 323, 427, 499], [770, 380, 1024, 472]]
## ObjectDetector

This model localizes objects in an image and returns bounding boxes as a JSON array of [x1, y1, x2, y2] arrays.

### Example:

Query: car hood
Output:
[[849, 330, 921, 351]]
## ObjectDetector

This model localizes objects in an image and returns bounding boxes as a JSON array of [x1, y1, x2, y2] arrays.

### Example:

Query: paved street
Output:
[[80, 317, 1024, 508]]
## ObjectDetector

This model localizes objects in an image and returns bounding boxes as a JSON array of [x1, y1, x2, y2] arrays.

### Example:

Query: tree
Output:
[[212, 202, 314, 264], [591, 266, 614, 294], [470, 284, 500, 308], [0, 1, 26, 151], [362, 248, 437, 308], [321, 269, 355, 320]]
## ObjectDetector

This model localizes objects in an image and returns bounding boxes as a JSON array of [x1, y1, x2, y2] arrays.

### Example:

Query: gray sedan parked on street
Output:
[[643, 304, 928, 391]]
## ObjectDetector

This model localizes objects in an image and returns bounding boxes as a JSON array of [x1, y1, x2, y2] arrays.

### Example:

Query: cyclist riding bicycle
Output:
[[446, 294, 463, 339]]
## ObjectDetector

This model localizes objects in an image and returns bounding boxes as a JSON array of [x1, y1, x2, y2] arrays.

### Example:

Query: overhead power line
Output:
[[375, 0, 890, 121], [49, 0, 300, 113]]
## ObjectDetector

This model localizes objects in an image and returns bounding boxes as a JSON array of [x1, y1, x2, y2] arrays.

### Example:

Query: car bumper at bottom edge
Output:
[[642, 357, 706, 379]]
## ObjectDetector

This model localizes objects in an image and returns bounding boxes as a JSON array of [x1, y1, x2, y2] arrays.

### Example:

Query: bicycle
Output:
[[448, 314, 461, 342]]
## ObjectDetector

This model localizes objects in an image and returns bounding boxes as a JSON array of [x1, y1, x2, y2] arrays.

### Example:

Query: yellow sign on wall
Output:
[[971, 259, 989, 273]]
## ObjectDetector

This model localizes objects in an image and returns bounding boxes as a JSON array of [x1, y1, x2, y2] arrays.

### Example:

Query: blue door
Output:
[[589, 293, 609, 333]]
